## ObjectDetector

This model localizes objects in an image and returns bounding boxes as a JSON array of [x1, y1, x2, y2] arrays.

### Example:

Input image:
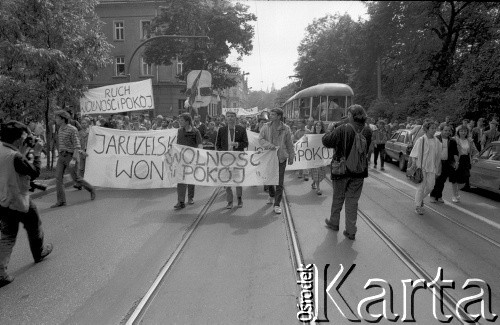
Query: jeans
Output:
[[0, 201, 45, 277], [225, 186, 242, 203], [177, 183, 195, 203], [328, 177, 364, 235], [55, 152, 94, 204], [268, 161, 287, 207], [373, 144, 386, 167]]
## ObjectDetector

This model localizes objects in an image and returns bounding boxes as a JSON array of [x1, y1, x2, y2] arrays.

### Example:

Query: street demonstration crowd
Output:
[[1, 105, 499, 288]]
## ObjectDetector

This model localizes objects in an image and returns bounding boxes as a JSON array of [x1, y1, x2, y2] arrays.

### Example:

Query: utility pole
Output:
[[377, 57, 382, 99]]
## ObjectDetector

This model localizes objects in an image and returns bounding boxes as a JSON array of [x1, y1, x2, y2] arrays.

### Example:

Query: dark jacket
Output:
[[436, 134, 459, 164], [216, 125, 248, 151], [322, 121, 372, 178]]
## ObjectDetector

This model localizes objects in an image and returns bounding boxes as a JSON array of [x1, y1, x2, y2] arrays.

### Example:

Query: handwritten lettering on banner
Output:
[[85, 127, 178, 189], [165, 144, 279, 186], [288, 134, 334, 170], [80, 79, 155, 115]]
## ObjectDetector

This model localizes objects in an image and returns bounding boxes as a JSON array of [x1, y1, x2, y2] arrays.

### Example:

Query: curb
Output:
[[31, 175, 74, 199]]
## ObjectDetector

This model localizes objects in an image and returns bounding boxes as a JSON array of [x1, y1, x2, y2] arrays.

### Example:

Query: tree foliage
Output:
[[143, 0, 256, 91], [293, 1, 500, 122], [0, 0, 111, 166]]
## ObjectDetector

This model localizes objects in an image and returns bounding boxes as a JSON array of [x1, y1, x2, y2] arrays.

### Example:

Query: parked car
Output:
[[385, 129, 412, 171], [470, 141, 500, 194]]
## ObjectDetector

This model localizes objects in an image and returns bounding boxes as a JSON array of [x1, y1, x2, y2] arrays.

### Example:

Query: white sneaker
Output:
[[267, 197, 274, 204], [274, 206, 282, 214]]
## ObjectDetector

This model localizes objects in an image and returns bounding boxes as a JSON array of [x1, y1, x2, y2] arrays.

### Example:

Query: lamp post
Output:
[[126, 35, 210, 82]]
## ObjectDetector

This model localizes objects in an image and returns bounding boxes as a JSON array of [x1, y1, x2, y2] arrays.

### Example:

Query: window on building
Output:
[[140, 21, 151, 39], [141, 57, 152, 75], [115, 57, 125, 76], [114, 21, 124, 40], [176, 59, 183, 75], [178, 99, 185, 112], [233, 102, 237, 108]]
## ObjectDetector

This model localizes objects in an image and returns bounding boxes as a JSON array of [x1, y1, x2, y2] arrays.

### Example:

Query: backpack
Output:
[[345, 124, 367, 173]]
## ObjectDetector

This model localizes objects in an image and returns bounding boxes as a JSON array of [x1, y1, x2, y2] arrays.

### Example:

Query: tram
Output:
[[282, 83, 354, 122]]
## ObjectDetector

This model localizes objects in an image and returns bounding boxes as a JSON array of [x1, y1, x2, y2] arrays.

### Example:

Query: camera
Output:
[[23, 135, 40, 148]]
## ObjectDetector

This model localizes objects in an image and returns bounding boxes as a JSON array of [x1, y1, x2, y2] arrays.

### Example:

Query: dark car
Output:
[[385, 129, 412, 171], [470, 141, 500, 194]]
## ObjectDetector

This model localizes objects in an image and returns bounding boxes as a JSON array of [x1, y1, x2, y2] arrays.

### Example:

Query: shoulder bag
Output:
[[406, 137, 424, 184]]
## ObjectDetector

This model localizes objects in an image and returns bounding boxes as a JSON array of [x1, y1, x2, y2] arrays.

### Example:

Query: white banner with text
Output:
[[164, 144, 279, 186], [80, 79, 155, 115]]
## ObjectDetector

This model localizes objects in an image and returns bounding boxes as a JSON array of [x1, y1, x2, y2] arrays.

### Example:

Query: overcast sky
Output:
[[228, 1, 368, 91]]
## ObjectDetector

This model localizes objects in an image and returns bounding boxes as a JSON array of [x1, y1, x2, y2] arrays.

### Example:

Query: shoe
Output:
[[267, 197, 274, 205], [316, 189, 322, 195], [90, 190, 96, 201], [0, 275, 14, 288], [324, 219, 339, 231], [174, 202, 185, 210], [311, 182, 317, 190], [451, 196, 459, 203], [304, 177, 309, 181], [430, 197, 437, 203], [50, 202, 66, 208], [274, 206, 282, 214], [343, 230, 355, 240], [380, 167, 385, 171], [415, 206, 424, 215], [73, 185, 82, 190], [437, 198, 445, 203], [226, 202, 233, 209], [34, 244, 53, 263], [188, 198, 194, 205], [237, 198, 243, 208]]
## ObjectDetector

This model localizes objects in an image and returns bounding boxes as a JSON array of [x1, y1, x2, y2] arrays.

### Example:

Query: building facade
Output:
[[92, 0, 248, 120]]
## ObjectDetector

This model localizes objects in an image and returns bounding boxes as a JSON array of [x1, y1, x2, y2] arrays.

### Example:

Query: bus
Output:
[[282, 83, 354, 122]]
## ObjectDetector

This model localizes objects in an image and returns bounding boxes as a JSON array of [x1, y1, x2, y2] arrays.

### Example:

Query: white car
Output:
[[470, 141, 500, 194]]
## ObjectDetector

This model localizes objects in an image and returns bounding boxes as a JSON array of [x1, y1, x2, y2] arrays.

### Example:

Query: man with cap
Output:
[[481, 119, 499, 150], [51, 110, 95, 207]]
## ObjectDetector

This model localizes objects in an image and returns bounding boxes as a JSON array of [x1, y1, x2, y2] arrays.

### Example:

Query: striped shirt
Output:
[[58, 124, 81, 153]]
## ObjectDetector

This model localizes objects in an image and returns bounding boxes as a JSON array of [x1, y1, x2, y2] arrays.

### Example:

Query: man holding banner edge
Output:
[[258, 108, 295, 214], [216, 111, 249, 209]]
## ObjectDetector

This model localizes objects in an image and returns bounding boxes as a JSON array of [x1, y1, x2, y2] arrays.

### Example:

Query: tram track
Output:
[[322, 176, 477, 324], [368, 171, 500, 249], [124, 187, 222, 325]]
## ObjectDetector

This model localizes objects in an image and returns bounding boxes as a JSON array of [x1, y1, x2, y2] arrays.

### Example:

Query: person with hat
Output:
[[51, 110, 95, 208], [481, 119, 499, 150]]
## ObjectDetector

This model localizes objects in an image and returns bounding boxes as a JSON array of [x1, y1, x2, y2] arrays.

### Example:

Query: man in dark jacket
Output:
[[0, 121, 53, 287], [216, 111, 249, 209], [430, 125, 459, 203], [322, 105, 372, 240]]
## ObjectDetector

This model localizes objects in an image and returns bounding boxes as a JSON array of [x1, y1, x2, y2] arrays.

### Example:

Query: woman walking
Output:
[[452, 125, 479, 202], [310, 121, 327, 195], [409, 121, 442, 215]]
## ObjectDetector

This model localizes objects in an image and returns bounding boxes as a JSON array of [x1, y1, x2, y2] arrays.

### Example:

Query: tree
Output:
[[0, 0, 111, 168], [143, 0, 256, 91]]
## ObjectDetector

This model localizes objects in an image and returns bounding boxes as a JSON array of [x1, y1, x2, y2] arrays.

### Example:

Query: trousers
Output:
[[225, 186, 242, 203], [268, 161, 287, 207], [415, 171, 436, 207], [0, 201, 45, 277], [328, 177, 364, 235], [373, 144, 386, 167], [55, 152, 94, 204], [177, 183, 195, 203]]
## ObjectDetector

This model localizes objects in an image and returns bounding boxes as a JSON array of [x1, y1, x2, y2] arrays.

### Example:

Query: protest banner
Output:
[[84, 126, 177, 189], [288, 134, 334, 170], [246, 131, 333, 170], [165, 144, 279, 187], [222, 107, 259, 117], [80, 79, 154, 115]]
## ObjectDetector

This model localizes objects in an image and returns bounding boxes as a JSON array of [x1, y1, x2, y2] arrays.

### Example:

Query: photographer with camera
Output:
[[0, 121, 53, 288]]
